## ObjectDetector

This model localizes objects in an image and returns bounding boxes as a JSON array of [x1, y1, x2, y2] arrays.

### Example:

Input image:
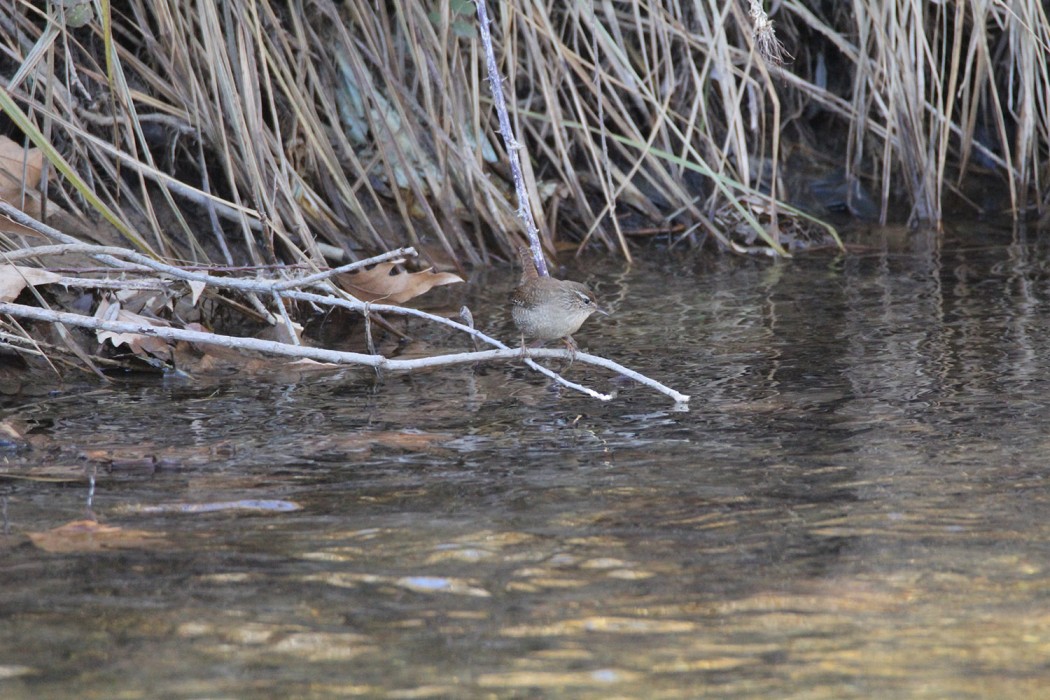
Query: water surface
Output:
[[2, 227, 1049, 698]]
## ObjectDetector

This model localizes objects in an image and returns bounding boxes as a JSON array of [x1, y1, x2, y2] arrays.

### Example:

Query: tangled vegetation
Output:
[[0, 1, 1048, 380], [1, 1, 1046, 265]]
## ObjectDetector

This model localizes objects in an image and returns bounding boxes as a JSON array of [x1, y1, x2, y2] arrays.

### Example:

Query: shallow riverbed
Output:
[[2, 226, 1049, 698]]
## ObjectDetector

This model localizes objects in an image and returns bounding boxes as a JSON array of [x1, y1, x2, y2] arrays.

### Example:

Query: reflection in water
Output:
[[2, 229, 1050, 697]]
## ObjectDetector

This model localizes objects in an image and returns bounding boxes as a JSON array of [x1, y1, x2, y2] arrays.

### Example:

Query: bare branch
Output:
[[474, 0, 548, 276], [0, 208, 690, 403], [0, 300, 689, 402]]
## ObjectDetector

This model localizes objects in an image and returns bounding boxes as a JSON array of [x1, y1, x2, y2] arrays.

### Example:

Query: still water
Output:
[[2, 228, 1050, 698]]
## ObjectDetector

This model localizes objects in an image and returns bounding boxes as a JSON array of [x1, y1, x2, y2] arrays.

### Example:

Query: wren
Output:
[[510, 246, 606, 353]]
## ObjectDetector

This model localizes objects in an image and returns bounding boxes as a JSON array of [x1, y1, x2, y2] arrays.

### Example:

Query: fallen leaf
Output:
[[114, 287, 173, 314], [28, 519, 168, 553], [0, 215, 42, 238], [94, 299, 173, 360], [187, 280, 206, 305], [0, 418, 29, 450], [255, 319, 303, 345], [0, 135, 44, 204], [0, 264, 61, 302], [0, 136, 56, 236], [336, 262, 462, 303]]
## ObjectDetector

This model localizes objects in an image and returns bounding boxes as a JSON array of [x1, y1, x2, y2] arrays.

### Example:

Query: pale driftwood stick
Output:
[[475, 0, 548, 277], [52, 277, 169, 291], [281, 290, 614, 397], [271, 248, 417, 290], [271, 292, 300, 346], [514, 356, 611, 400], [6, 240, 487, 348], [2, 241, 421, 334], [280, 292, 612, 399], [0, 256, 687, 401], [1, 291, 612, 400], [284, 291, 498, 345], [0, 236, 690, 401], [245, 291, 277, 325], [0, 300, 365, 364], [4, 240, 486, 350], [0, 240, 417, 291], [0, 202, 147, 270], [0, 300, 655, 401]]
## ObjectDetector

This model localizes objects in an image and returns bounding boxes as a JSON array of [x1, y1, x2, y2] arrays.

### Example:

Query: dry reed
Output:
[[0, 0, 1047, 268]]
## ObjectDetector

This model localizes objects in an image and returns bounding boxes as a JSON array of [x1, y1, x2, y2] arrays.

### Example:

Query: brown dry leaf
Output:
[[187, 280, 206, 305], [0, 264, 62, 302], [0, 136, 69, 238], [0, 135, 44, 203], [0, 215, 42, 238], [0, 418, 28, 450], [114, 287, 175, 315], [27, 519, 168, 553], [255, 319, 303, 345], [94, 299, 173, 360], [336, 262, 462, 303]]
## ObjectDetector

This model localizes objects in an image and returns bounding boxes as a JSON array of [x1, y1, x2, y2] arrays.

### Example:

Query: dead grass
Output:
[[0, 0, 1048, 269]]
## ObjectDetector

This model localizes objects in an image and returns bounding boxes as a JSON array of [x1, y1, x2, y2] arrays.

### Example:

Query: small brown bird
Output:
[[510, 246, 606, 353]]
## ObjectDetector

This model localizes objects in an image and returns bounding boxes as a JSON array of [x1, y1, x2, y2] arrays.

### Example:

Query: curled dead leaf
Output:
[[94, 299, 173, 360], [336, 262, 462, 303], [0, 135, 44, 203], [0, 136, 62, 237], [0, 419, 28, 450], [0, 264, 62, 302], [187, 279, 206, 305]]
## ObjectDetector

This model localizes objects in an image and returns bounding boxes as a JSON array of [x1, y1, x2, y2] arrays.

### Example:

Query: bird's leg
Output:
[[562, 335, 578, 365]]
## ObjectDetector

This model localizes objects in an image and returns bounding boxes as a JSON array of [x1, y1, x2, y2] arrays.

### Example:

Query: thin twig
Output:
[[271, 292, 300, 346], [0, 300, 689, 402], [0, 218, 690, 402], [0, 237, 417, 294], [0, 251, 665, 400], [475, 0, 548, 276], [270, 249, 415, 290], [281, 290, 616, 399]]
